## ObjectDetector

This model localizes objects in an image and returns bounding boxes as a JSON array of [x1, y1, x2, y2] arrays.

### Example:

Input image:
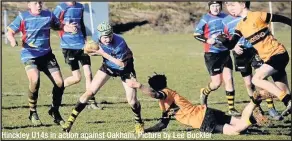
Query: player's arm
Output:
[[218, 29, 242, 50], [6, 15, 22, 47], [128, 81, 167, 100], [80, 8, 87, 41], [144, 111, 171, 132], [51, 11, 76, 32], [193, 17, 208, 43], [265, 13, 291, 26]]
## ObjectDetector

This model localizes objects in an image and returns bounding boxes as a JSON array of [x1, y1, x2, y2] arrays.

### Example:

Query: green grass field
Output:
[[1, 32, 291, 140]]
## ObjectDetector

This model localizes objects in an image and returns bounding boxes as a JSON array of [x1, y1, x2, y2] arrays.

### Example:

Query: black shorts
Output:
[[24, 51, 60, 73], [200, 108, 232, 133], [233, 48, 263, 76], [265, 52, 289, 81], [204, 51, 233, 76], [99, 58, 136, 82], [62, 49, 91, 71]]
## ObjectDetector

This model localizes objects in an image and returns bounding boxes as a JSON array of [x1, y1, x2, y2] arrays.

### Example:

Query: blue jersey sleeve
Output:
[[50, 12, 62, 30], [194, 15, 207, 35], [7, 14, 22, 33], [53, 5, 64, 21]]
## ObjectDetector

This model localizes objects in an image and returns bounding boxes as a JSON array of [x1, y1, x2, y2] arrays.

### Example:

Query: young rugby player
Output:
[[53, 1, 103, 110], [62, 22, 144, 134], [6, 1, 76, 126], [127, 73, 268, 135], [222, 2, 281, 120], [217, 1, 291, 117], [194, 1, 240, 116]]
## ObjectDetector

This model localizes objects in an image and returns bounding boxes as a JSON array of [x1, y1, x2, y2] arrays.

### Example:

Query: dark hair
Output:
[[208, 1, 222, 7], [244, 1, 250, 9], [148, 74, 167, 91]]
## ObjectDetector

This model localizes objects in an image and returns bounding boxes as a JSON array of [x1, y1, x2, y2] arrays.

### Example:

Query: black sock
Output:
[[131, 102, 143, 124], [281, 94, 291, 106], [52, 85, 65, 110], [67, 101, 87, 123]]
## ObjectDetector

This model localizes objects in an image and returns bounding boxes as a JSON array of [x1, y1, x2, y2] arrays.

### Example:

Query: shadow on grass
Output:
[[210, 100, 250, 105], [2, 124, 53, 130], [2, 104, 77, 110]]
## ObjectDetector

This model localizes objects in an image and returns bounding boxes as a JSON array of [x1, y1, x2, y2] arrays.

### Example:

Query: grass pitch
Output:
[[1, 32, 291, 140]]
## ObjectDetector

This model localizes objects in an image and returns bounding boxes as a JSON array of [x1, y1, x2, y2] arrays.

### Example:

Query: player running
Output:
[[217, 1, 291, 117], [53, 1, 103, 110], [6, 1, 76, 126], [62, 22, 145, 134], [222, 2, 281, 120], [193, 1, 240, 116]]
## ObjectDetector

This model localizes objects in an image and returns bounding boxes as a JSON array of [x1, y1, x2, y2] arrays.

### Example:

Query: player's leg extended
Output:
[[62, 70, 110, 132], [25, 65, 42, 126], [83, 63, 103, 110], [271, 71, 291, 116], [43, 67, 65, 126], [223, 67, 241, 116], [64, 69, 82, 87], [123, 77, 144, 134], [222, 101, 256, 135], [252, 64, 291, 114], [200, 53, 222, 105]]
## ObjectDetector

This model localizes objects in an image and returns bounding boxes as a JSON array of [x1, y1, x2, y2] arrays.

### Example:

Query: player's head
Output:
[[208, 1, 222, 16], [65, 1, 76, 6], [97, 22, 113, 45], [148, 73, 167, 91], [27, 1, 43, 15], [224, 1, 250, 17]]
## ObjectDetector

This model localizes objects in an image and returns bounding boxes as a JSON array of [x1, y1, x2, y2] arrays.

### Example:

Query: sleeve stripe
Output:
[[265, 13, 272, 24], [202, 19, 207, 23], [10, 23, 19, 30], [18, 12, 23, 20], [57, 5, 64, 11]]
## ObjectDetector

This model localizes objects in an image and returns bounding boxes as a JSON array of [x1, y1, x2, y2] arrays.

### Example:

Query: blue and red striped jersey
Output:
[[194, 12, 228, 53], [7, 10, 60, 63], [53, 2, 86, 49]]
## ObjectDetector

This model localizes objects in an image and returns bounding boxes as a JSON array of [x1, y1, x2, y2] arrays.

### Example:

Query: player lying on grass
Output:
[[6, 1, 76, 126], [62, 22, 144, 134], [223, 1, 281, 120], [127, 73, 269, 135], [215, 1, 291, 117]]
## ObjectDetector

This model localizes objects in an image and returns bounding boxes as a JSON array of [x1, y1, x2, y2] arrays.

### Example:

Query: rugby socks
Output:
[[265, 98, 275, 109], [28, 89, 39, 111], [201, 83, 214, 95], [131, 102, 143, 124], [51, 85, 65, 110], [279, 92, 291, 106], [226, 91, 235, 110], [67, 101, 87, 124]]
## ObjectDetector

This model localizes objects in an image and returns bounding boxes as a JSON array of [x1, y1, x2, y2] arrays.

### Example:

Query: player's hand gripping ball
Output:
[[83, 40, 100, 54], [215, 33, 229, 45]]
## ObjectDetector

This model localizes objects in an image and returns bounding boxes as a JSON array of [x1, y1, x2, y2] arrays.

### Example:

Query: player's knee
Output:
[[251, 76, 260, 85], [29, 80, 39, 92], [55, 80, 64, 88]]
